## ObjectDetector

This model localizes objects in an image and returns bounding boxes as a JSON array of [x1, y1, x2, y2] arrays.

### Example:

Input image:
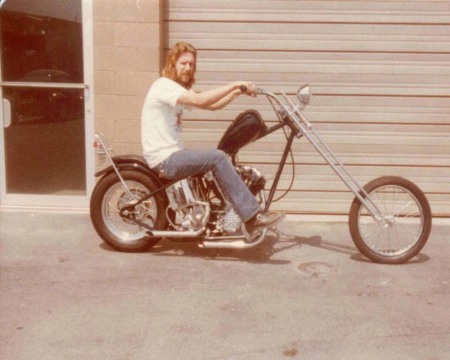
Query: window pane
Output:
[[1, 0, 83, 83], [3, 87, 86, 195]]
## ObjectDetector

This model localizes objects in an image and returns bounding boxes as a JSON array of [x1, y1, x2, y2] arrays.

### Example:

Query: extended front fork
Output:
[[296, 118, 384, 222], [261, 101, 384, 223]]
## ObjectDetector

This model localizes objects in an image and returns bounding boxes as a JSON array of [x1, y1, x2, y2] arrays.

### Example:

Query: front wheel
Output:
[[90, 170, 168, 252], [349, 176, 432, 264]]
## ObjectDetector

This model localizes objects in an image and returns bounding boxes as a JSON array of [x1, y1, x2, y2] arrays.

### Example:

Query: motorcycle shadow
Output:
[[136, 228, 363, 264], [271, 229, 431, 265], [147, 234, 288, 264], [271, 228, 361, 260], [100, 227, 431, 265]]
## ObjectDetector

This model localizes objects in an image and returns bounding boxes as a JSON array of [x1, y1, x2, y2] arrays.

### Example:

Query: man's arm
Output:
[[177, 82, 253, 110], [201, 88, 242, 111]]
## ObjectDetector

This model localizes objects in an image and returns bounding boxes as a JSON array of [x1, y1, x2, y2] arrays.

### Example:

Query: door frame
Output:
[[0, 0, 94, 210]]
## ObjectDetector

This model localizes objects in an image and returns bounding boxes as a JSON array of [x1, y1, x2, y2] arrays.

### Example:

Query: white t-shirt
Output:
[[141, 77, 188, 168]]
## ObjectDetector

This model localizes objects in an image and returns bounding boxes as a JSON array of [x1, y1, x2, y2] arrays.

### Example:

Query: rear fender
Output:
[[95, 155, 163, 188]]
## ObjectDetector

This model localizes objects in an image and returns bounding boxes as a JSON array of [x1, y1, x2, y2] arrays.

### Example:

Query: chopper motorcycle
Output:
[[90, 85, 432, 264]]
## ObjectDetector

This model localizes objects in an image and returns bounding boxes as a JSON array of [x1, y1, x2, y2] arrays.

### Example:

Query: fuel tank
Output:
[[217, 110, 268, 156]]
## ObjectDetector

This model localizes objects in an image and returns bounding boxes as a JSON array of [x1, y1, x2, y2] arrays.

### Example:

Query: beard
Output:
[[175, 71, 194, 88]]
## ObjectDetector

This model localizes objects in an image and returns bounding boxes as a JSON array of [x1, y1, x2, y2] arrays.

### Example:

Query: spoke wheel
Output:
[[90, 170, 168, 252], [102, 180, 155, 241], [349, 176, 432, 264]]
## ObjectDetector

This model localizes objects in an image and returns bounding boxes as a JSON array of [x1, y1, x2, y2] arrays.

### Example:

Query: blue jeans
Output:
[[157, 149, 260, 222]]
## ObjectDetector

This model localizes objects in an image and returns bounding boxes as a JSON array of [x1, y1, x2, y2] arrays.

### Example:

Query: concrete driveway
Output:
[[1, 211, 449, 360]]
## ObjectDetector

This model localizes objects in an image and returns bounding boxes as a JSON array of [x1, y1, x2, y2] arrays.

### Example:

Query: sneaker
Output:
[[245, 212, 285, 234]]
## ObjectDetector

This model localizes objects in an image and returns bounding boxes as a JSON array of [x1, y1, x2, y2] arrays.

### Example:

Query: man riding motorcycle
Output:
[[141, 42, 284, 236]]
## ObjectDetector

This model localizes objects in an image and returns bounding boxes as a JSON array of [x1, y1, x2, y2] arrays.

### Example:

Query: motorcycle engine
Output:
[[236, 165, 266, 195], [220, 165, 266, 234], [165, 179, 208, 231], [165, 166, 266, 234], [223, 207, 242, 233]]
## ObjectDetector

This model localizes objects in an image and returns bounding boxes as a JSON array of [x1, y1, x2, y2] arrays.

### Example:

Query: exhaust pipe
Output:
[[199, 228, 268, 249], [148, 227, 269, 250], [147, 228, 204, 238]]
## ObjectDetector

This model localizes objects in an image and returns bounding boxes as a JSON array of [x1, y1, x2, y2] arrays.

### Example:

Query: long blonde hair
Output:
[[162, 42, 197, 89]]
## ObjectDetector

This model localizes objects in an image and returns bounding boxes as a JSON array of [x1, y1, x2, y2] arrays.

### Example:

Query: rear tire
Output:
[[349, 176, 432, 264], [90, 170, 168, 252]]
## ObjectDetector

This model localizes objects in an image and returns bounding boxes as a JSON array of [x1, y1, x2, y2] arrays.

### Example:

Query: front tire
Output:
[[349, 176, 432, 264], [90, 170, 168, 252]]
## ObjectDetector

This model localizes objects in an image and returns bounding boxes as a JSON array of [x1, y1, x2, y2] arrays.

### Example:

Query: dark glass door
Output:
[[0, 0, 89, 205]]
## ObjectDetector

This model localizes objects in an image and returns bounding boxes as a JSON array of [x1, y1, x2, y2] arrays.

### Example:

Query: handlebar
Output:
[[239, 85, 265, 96], [252, 86, 313, 132], [254, 87, 265, 96]]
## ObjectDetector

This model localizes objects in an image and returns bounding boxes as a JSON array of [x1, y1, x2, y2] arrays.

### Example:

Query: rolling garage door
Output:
[[164, 1, 450, 218]]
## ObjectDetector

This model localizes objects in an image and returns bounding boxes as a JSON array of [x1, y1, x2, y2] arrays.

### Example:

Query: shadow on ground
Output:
[[98, 226, 428, 265]]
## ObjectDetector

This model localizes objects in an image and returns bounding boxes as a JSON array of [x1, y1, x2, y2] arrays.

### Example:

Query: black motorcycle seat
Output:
[[111, 155, 171, 183], [112, 154, 150, 169], [113, 155, 162, 178]]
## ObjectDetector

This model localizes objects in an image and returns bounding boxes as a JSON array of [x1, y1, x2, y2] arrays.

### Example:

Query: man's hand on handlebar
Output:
[[238, 82, 256, 97]]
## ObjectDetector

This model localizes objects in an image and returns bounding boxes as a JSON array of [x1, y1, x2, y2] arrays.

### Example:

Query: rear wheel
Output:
[[349, 176, 432, 264], [90, 170, 168, 252]]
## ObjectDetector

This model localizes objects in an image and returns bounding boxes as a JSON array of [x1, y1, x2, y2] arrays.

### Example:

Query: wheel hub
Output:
[[381, 215, 396, 227]]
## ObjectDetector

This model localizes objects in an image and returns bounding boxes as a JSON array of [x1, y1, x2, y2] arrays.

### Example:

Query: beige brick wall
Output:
[[93, 0, 162, 155]]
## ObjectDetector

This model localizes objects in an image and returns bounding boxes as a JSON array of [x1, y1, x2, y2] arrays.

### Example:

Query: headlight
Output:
[[297, 85, 311, 107]]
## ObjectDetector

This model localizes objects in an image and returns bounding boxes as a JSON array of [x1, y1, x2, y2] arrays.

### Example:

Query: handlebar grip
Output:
[[255, 87, 264, 96], [239, 85, 248, 93]]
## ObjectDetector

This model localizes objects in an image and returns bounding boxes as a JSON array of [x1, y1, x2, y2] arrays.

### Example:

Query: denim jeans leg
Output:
[[163, 149, 260, 222]]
